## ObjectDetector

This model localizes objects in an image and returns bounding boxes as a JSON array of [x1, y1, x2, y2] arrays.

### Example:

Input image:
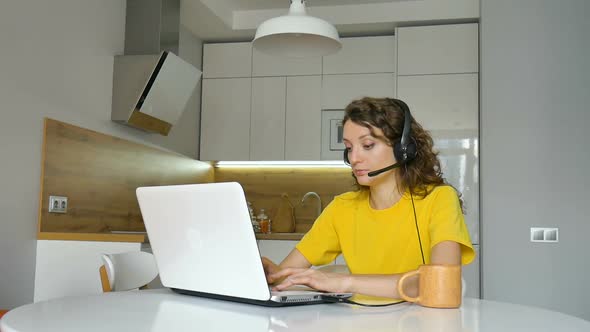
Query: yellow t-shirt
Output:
[[296, 185, 475, 274]]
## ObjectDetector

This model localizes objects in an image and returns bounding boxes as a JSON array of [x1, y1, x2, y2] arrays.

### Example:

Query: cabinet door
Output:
[[397, 24, 478, 75], [200, 78, 251, 161], [322, 73, 396, 110], [323, 36, 395, 74], [285, 76, 322, 160], [203, 42, 252, 78], [252, 48, 321, 77], [250, 77, 286, 160], [396, 74, 478, 131], [257, 240, 298, 264]]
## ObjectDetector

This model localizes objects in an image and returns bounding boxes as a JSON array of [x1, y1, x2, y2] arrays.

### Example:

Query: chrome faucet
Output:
[[301, 192, 322, 218]]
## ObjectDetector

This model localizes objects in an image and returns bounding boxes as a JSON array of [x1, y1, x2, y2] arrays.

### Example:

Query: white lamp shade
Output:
[[253, 2, 341, 57]]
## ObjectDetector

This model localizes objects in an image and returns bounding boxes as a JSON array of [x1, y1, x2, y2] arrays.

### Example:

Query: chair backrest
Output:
[[99, 251, 158, 292]]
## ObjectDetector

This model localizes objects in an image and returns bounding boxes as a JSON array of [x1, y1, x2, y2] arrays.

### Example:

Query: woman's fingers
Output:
[[272, 269, 326, 291], [274, 275, 313, 291], [261, 257, 281, 283], [270, 267, 307, 280]]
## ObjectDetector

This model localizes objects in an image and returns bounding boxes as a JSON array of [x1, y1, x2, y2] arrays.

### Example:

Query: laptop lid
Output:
[[137, 182, 271, 302]]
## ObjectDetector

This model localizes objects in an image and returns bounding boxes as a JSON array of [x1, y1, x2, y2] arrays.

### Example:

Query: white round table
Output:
[[1, 289, 589, 332]]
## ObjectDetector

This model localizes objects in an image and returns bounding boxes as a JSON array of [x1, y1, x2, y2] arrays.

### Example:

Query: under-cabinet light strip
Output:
[[215, 161, 349, 168]]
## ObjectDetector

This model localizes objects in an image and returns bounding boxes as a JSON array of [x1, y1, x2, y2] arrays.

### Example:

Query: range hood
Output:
[[111, 0, 202, 136]]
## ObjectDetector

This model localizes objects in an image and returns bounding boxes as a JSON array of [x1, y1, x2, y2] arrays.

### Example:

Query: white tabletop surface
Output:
[[1, 289, 589, 332]]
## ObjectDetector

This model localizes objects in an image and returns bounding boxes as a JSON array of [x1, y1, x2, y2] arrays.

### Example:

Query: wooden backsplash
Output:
[[215, 167, 356, 233], [38, 118, 213, 234]]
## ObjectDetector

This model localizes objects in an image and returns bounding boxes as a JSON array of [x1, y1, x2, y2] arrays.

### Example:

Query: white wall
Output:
[[481, 0, 590, 320], [0, 0, 203, 308]]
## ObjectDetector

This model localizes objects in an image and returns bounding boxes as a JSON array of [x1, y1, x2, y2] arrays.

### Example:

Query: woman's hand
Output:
[[261, 257, 281, 284], [270, 267, 352, 293]]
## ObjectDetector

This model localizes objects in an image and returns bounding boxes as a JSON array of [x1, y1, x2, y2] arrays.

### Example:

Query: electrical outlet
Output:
[[49, 196, 68, 213], [530, 227, 558, 243]]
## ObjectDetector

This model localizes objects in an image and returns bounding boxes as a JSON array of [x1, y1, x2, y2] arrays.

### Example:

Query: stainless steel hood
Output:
[[111, 0, 202, 136]]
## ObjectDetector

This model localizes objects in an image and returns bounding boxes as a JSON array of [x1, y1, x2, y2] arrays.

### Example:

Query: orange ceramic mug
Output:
[[397, 264, 462, 308]]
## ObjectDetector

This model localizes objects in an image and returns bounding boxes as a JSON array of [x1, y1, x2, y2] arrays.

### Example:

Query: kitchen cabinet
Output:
[[199, 78, 251, 161], [397, 73, 479, 131], [251, 75, 323, 161], [201, 75, 322, 161], [200, 36, 396, 161], [321, 73, 396, 110], [34, 240, 141, 302], [252, 48, 321, 77], [323, 36, 395, 75], [250, 77, 286, 160], [202, 42, 252, 78], [285, 76, 322, 160], [396, 24, 478, 75]]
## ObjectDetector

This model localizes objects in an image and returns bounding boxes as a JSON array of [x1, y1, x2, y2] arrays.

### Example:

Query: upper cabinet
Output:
[[200, 37, 396, 161], [321, 73, 396, 110], [397, 73, 478, 131], [252, 48, 321, 77], [285, 76, 322, 160], [396, 24, 478, 75], [323, 36, 396, 74], [250, 77, 287, 160], [203, 43, 252, 78], [199, 78, 252, 161]]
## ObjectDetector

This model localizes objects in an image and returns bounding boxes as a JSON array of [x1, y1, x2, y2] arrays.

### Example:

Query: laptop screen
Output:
[[137, 182, 271, 301]]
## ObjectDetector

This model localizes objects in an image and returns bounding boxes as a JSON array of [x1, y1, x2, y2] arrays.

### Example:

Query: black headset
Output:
[[343, 98, 417, 166]]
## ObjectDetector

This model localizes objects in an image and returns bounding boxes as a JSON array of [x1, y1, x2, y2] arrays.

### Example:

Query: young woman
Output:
[[263, 97, 475, 299]]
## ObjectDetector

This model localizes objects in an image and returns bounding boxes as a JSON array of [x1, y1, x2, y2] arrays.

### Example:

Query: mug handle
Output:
[[397, 270, 420, 303]]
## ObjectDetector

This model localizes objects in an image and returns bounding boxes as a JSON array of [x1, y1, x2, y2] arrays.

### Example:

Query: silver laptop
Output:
[[136, 182, 352, 307]]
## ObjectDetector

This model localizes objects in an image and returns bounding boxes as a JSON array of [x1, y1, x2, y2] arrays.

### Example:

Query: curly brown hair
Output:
[[343, 97, 463, 208]]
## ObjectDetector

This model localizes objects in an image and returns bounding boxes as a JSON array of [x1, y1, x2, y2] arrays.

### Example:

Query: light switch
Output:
[[530, 227, 558, 243]]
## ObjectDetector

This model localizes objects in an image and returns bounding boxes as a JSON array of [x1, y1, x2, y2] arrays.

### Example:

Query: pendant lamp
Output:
[[253, 0, 341, 57]]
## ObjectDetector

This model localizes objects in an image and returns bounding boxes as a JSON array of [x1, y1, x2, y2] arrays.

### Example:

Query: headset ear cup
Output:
[[343, 149, 350, 165], [405, 139, 417, 162], [394, 138, 417, 164]]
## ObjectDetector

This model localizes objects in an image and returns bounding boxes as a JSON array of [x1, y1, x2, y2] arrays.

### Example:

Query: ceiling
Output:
[[180, 0, 480, 42]]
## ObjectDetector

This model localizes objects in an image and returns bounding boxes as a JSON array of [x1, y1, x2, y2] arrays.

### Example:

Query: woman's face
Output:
[[343, 120, 397, 186]]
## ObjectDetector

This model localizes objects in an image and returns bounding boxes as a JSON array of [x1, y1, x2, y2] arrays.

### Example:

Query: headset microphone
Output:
[[367, 163, 402, 177]]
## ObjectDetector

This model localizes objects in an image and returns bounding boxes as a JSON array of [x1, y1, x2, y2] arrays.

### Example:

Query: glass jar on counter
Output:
[[257, 208, 271, 234], [248, 202, 260, 233]]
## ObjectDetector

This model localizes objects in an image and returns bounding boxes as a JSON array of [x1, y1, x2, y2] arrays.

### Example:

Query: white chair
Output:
[[99, 251, 158, 292]]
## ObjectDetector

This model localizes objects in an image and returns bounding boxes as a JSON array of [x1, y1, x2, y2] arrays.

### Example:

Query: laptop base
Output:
[[172, 288, 332, 307]]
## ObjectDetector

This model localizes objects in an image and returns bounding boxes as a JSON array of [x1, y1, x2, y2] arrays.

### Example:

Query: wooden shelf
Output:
[[255, 233, 304, 241]]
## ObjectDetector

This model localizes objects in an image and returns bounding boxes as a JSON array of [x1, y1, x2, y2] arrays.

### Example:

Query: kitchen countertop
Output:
[[37, 231, 303, 243], [37, 232, 146, 243], [255, 233, 304, 241]]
